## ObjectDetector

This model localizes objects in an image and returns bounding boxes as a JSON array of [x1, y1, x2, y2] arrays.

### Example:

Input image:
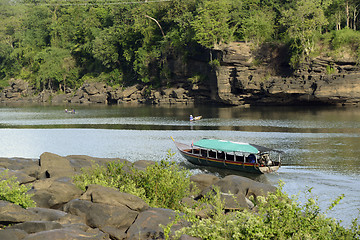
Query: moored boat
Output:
[[172, 138, 282, 174]]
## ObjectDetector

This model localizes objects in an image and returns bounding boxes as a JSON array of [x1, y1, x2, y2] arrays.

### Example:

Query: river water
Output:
[[0, 104, 359, 226]]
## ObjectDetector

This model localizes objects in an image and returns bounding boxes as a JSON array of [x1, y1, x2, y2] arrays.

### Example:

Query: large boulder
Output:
[[200, 175, 275, 210], [7, 221, 63, 234], [0, 228, 28, 240], [27, 207, 67, 221], [39, 152, 75, 179], [65, 155, 129, 173], [80, 185, 149, 212], [213, 175, 276, 198], [22, 228, 109, 240], [0, 168, 36, 184], [63, 199, 138, 240], [0, 157, 40, 179], [0, 200, 40, 224], [126, 208, 188, 240], [190, 173, 220, 193], [30, 178, 83, 209]]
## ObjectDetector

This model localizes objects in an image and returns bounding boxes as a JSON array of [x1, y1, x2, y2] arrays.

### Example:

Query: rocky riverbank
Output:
[[2, 42, 358, 107], [0, 153, 275, 240]]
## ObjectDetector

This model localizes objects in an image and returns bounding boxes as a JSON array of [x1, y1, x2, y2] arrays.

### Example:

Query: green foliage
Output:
[[330, 29, 360, 63], [280, 0, 328, 66], [326, 65, 336, 74], [171, 181, 360, 239], [33, 47, 79, 91], [73, 150, 193, 210], [240, 8, 276, 46], [331, 28, 360, 49], [2, 0, 360, 87], [188, 74, 203, 84], [209, 59, 220, 69], [191, 0, 234, 49], [135, 150, 192, 209], [0, 170, 36, 209]]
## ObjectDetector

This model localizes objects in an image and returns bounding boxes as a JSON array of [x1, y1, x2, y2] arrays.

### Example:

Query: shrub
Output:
[[73, 150, 193, 210], [73, 161, 146, 200], [0, 170, 36, 209], [172, 181, 360, 240], [134, 150, 192, 210], [331, 28, 360, 50]]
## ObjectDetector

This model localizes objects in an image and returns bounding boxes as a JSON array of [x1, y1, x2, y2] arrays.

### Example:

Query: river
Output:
[[0, 104, 359, 226]]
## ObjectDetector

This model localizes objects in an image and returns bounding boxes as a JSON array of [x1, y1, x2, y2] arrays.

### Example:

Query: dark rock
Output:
[[0, 228, 28, 240], [0, 168, 36, 184], [190, 174, 220, 193], [22, 228, 109, 240], [0, 153, 279, 239], [30, 179, 83, 209], [178, 234, 202, 240], [0, 200, 40, 224], [132, 160, 156, 171], [27, 207, 67, 221], [7, 221, 63, 234], [63, 199, 138, 239], [200, 175, 275, 210], [65, 155, 129, 173], [126, 208, 188, 240], [80, 184, 149, 212], [39, 152, 75, 179], [0, 157, 40, 179], [88, 93, 107, 104]]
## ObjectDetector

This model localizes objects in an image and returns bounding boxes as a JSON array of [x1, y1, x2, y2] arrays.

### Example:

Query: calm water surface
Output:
[[0, 104, 359, 226]]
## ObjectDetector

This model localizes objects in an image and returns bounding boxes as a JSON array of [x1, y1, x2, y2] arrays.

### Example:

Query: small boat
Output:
[[172, 138, 282, 174], [190, 115, 202, 121]]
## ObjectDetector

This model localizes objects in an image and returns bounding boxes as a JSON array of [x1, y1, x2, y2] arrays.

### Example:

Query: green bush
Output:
[[172, 182, 360, 240], [134, 151, 192, 210], [331, 28, 360, 50], [73, 150, 193, 210], [0, 170, 36, 209], [73, 161, 146, 200]]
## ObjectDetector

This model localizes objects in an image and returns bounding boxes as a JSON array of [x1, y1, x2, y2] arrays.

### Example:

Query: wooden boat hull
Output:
[[174, 141, 280, 174]]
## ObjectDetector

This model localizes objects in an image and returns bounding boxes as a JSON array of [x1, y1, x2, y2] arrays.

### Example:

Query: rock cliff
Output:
[[1, 42, 359, 106], [209, 42, 360, 106]]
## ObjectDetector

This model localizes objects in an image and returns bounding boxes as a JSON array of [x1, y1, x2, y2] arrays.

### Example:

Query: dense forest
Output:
[[1, 0, 360, 93]]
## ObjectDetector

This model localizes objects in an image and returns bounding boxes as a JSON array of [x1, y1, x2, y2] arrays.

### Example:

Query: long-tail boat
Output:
[[172, 138, 282, 174]]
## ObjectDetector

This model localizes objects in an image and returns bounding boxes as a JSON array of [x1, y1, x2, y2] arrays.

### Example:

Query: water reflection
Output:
[[1, 104, 360, 133]]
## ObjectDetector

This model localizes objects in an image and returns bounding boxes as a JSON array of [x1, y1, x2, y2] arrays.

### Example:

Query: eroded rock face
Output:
[[212, 42, 360, 106]]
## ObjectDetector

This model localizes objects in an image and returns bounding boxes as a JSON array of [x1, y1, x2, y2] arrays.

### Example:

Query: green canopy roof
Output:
[[194, 139, 260, 154]]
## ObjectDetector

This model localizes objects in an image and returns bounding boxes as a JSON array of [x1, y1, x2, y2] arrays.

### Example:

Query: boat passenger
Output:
[[248, 154, 256, 163], [190, 115, 194, 121]]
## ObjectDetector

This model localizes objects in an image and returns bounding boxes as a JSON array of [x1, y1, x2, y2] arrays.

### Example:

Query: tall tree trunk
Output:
[[336, 12, 341, 30], [346, 1, 350, 28], [353, 4, 359, 31]]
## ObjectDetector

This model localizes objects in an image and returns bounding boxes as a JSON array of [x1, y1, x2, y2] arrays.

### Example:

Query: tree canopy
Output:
[[1, 0, 360, 92]]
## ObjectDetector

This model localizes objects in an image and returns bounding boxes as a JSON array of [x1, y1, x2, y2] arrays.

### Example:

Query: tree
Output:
[[240, 8, 276, 46], [191, 0, 234, 50], [280, 0, 328, 66], [34, 47, 78, 91], [92, 28, 119, 69]]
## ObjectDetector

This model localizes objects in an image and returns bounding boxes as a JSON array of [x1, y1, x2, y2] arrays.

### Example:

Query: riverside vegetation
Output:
[[1, 152, 359, 239], [2, 0, 360, 93]]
